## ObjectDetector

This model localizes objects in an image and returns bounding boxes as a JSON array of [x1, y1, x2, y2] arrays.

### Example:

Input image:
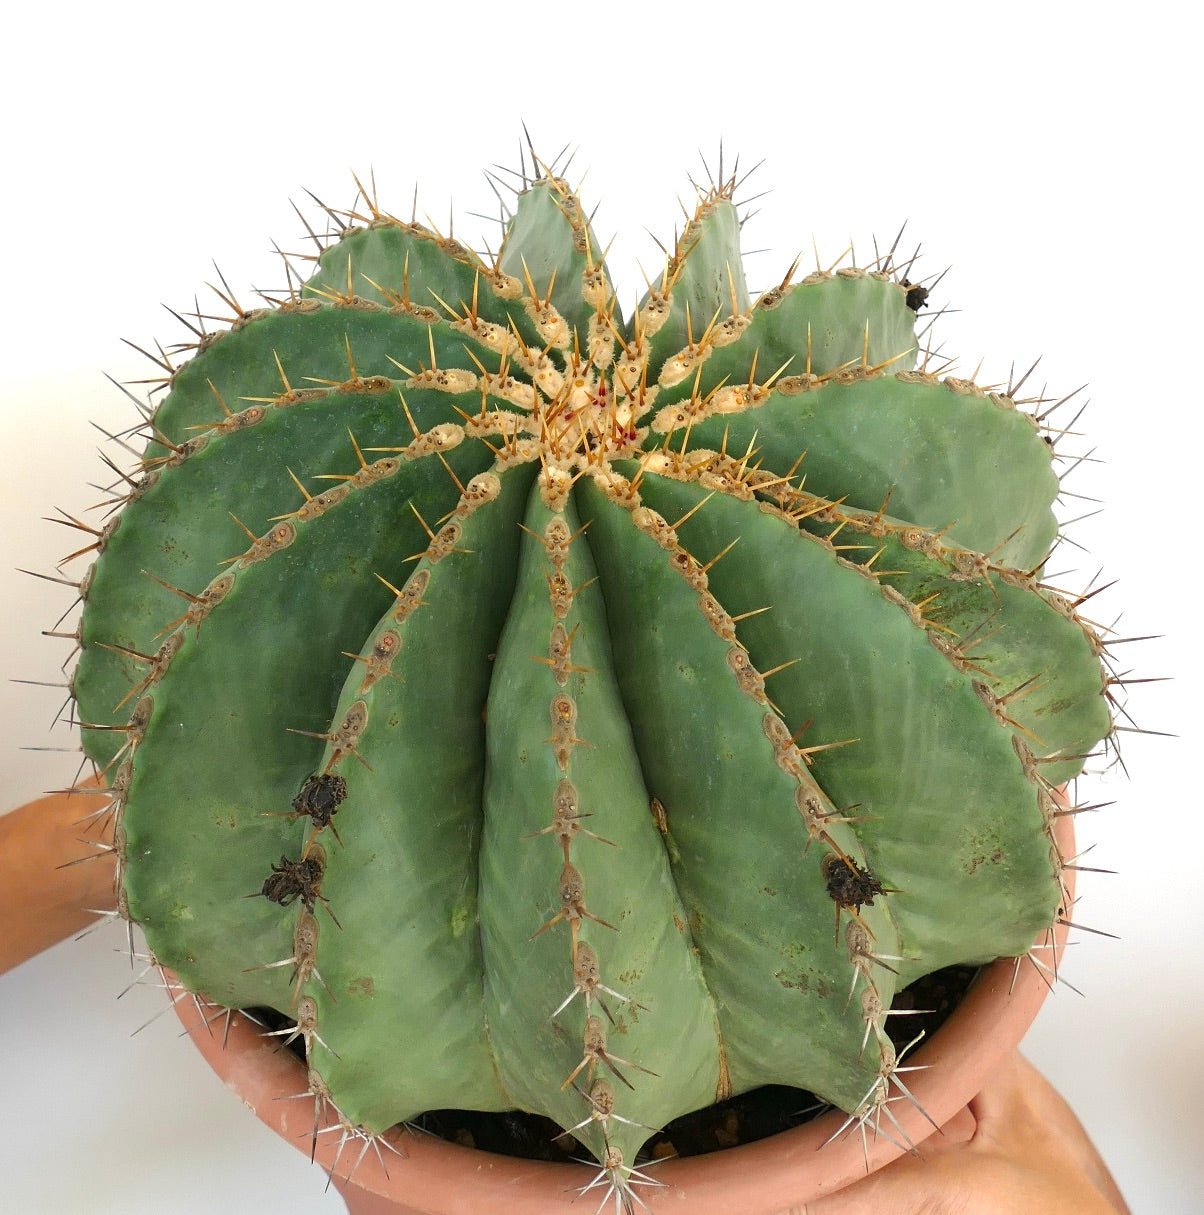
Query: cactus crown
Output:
[[61, 146, 1113, 1207]]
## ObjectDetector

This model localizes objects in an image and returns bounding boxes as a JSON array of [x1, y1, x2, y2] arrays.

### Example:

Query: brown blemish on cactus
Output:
[[252, 848, 339, 925], [822, 852, 886, 914], [959, 825, 1007, 876], [287, 772, 348, 843], [965, 847, 1006, 876], [714, 1026, 733, 1102], [650, 797, 669, 834], [775, 968, 807, 991], [254, 853, 322, 909]]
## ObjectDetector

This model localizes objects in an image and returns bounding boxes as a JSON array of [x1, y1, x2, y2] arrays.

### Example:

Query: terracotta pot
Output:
[[172, 814, 1075, 1215]]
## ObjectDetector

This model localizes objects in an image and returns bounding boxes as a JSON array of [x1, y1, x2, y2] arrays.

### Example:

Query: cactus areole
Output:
[[67, 152, 1112, 1207]]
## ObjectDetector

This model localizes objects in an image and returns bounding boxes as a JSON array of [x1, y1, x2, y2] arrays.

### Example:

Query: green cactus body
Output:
[[68, 161, 1112, 1199]]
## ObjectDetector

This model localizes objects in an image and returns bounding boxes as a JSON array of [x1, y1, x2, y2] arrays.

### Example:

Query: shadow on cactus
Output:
[[64, 146, 1115, 1210]]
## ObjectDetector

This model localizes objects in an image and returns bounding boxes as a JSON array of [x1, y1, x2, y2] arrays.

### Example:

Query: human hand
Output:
[[0, 783, 115, 974], [803, 1051, 1129, 1215]]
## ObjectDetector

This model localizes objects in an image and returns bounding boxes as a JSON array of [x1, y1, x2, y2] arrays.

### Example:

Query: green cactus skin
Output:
[[63, 154, 1113, 1203]]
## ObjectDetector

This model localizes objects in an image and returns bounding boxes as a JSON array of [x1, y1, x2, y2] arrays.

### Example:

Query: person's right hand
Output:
[[803, 1051, 1130, 1215]]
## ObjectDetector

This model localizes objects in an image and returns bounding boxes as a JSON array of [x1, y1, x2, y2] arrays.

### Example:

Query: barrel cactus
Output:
[[61, 148, 1112, 1210]]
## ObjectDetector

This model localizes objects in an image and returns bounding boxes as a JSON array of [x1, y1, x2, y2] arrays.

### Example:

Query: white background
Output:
[[1, 3, 1198, 1212]]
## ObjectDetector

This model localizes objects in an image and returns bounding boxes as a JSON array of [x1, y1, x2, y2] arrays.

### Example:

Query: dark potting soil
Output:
[[247, 962, 979, 1163]]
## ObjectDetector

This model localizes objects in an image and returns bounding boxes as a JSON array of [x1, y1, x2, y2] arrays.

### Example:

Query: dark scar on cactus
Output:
[[822, 852, 887, 912], [901, 279, 929, 312], [291, 773, 348, 833], [251, 852, 340, 926]]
